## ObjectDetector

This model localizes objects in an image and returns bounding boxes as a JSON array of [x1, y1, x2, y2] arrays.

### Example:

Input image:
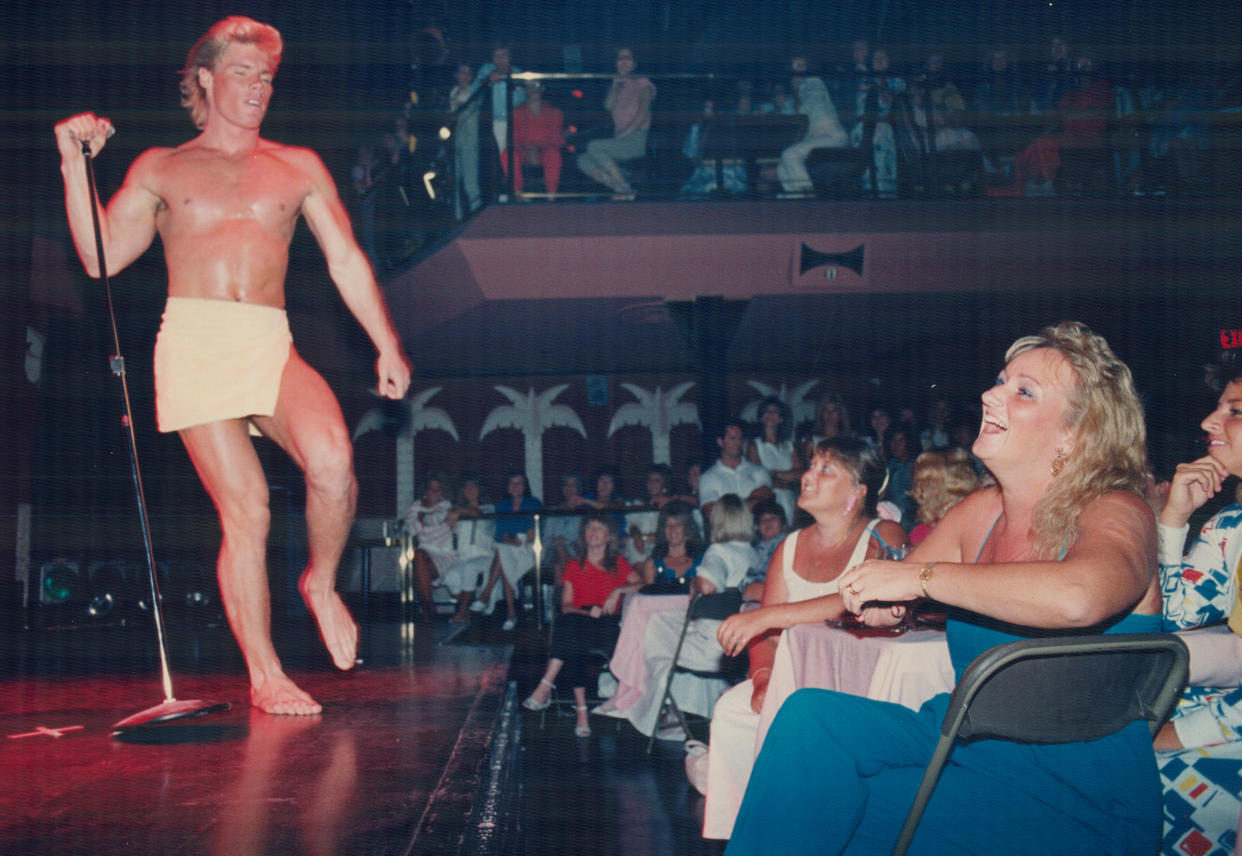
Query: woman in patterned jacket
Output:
[[1157, 359, 1242, 856]]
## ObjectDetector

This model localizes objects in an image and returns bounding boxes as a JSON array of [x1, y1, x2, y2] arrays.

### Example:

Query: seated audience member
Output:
[[919, 51, 966, 124], [469, 470, 542, 630], [897, 77, 982, 194], [847, 47, 907, 196], [920, 397, 952, 450], [598, 494, 758, 738], [1030, 35, 1074, 115], [724, 322, 1164, 855], [885, 425, 917, 529], [675, 460, 704, 507], [402, 473, 455, 621], [776, 56, 850, 195], [742, 500, 788, 601], [1155, 363, 1242, 855], [680, 94, 749, 196], [640, 501, 707, 589], [1014, 50, 1113, 195], [626, 463, 676, 566], [700, 420, 775, 517], [584, 466, 627, 533], [521, 514, 642, 737], [801, 390, 853, 462], [504, 80, 565, 196], [542, 472, 588, 586], [972, 45, 1033, 177], [755, 82, 796, 116], [1142, 70, 1221, 196], [445, 474, 496, 623], [702, 439, 907, 838], [747, 397, 802, 523], [862, 404, 893, 460], [577, 46, 655, 198], [907, 448, 979, 545]]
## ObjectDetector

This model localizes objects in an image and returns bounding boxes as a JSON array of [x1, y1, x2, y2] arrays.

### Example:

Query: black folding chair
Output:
[[645, 589, 745, 754], [892, 633, 1189, 856]]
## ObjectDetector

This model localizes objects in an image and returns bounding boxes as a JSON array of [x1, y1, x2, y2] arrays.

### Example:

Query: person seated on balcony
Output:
[[897, 73, 981, 194], [1013, 50, 1113, 196], [776, 56, 850, 195], [847, 46, 907, 197], [469, 470, 542, 630], [1153, 360, 1242, 855], [503, 80, 565, 197], [521, 514, 642, 738], [972, 45, 1033, 181], [1029, 35, 1074, 115], [755, 82, 796, 117], [402, 472, 457, 621], [577, 46, 655, 198]]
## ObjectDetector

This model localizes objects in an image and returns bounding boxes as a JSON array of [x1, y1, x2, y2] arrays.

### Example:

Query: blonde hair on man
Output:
[[179, 16, 283, 129]]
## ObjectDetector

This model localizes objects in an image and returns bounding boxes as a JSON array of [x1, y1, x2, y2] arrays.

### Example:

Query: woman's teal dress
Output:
[[725, 609, 1163, 855]]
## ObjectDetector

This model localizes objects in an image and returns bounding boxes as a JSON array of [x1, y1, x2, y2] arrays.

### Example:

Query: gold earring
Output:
[[1050, 447, 1067, 477]]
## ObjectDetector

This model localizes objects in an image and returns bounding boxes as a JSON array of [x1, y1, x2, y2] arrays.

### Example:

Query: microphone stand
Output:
[[77, 139, 229, 734]]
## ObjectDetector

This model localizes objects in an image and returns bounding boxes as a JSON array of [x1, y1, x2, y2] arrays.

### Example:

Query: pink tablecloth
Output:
[[606, 593, 689, 712], [756, 623, 955, 749], [754, 622, 1241, 751]]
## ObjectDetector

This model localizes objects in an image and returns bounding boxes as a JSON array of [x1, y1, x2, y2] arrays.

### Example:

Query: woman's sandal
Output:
[[574, 704, 591, 738], [521, 678, 556, 712]]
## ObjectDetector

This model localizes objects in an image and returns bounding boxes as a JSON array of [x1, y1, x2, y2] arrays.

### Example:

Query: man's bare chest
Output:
[[153, 152, 308, 233]]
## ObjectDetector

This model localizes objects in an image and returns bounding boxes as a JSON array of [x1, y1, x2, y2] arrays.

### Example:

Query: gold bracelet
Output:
[[919, 562, 936, 599]]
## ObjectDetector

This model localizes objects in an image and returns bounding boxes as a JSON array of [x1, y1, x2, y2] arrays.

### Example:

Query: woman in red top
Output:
[[522, 513, 641, 737]]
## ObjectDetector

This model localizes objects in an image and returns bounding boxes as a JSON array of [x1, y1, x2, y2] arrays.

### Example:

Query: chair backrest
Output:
[[945, 633, 1188, 744], [688, 589, 744, 622], [892, 633, 1188, 856]]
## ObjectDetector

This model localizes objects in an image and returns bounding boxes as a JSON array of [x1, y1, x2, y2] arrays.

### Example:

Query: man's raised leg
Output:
[[253, 349, 359, 673], [179, 419, 323, 715]]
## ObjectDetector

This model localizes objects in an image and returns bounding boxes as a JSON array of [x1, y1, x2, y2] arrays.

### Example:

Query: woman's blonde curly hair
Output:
[[1004, 321, 1148, 558]]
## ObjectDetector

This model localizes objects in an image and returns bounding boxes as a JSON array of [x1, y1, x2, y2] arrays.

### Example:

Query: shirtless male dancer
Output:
[[54, 16, 412, 715]]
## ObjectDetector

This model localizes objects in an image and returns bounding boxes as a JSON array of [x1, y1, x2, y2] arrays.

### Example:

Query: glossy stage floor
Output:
[[0, 607, 520, 856]]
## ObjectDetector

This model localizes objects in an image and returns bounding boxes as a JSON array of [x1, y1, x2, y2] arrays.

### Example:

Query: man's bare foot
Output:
[[251, 672, 323, 716], [300, 576, 358, 670]]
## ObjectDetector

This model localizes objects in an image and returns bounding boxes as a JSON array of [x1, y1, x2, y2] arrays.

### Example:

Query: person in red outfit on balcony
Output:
[[502, 80, 566, 197]]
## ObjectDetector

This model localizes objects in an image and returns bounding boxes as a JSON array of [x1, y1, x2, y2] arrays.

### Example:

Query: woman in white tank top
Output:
[[700, 437, 907, 839]]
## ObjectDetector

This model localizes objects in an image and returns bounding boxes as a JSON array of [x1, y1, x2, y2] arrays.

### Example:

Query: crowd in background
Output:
[[345, 29, 1242, 268]]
